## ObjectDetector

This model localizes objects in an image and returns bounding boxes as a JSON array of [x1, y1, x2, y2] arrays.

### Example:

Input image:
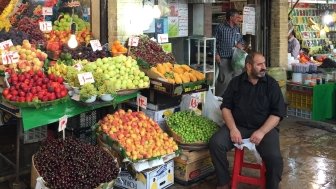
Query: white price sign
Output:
[[2, 51, 19, 65], [77, 72, 95, 85], [0, 40, 13, 50], [58, 115, 68, 132], [39, 21, 52, 32], [73, 63, 83, 71], [189, 96, 198, 110], [128, 36, 139, 47], [42, 7, 53, 15], [137, 94, 147, 109], [90, 40, 102, 51], [157, 34, 169, 43]]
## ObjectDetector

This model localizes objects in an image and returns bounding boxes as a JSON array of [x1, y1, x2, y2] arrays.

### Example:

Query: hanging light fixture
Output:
[[67, 1, 78, 49]]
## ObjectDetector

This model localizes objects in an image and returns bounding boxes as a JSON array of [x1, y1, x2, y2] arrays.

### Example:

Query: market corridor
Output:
[[0, 116, 335, 189]]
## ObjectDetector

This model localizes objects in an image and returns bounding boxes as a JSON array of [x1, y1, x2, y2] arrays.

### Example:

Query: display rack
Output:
[[187, 36, 216, 93]]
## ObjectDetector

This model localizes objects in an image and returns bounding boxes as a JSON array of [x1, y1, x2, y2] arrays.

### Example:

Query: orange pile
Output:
[[111, 40, 127, 55]]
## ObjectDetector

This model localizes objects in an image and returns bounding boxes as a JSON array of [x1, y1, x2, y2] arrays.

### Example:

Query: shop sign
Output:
[[242, 6, 255, 35], [0, 39, 13, 50], [2, 51, 19, 65], [77, 72, 95, 85], [39, 21, 52, 32]]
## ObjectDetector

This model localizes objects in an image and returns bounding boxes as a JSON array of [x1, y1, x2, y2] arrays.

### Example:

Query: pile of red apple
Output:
[[99, 109, 178, 161], [2, 69, 68, 103]]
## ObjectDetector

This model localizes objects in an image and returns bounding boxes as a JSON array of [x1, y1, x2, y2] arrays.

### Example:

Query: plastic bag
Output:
[[232, 48, 248, 72], [202, 89, 224, 126]]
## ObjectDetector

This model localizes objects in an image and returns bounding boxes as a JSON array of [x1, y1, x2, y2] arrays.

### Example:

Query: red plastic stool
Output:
[[231, 147, 266, 189]]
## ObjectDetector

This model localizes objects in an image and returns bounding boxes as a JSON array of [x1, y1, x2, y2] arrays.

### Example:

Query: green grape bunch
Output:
[[166, 111, 219, 143]]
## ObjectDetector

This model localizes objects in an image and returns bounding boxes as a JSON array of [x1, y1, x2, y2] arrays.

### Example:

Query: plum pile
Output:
[[127, 35, 176, 66], [34, 137, 119, 189], [0, 28, 29, 45], [62, 44, 109, 62], [166, 111, 219, 143]]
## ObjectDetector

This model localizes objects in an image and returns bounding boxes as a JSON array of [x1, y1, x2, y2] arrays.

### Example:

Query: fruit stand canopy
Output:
[[2, 92, 137, 131]]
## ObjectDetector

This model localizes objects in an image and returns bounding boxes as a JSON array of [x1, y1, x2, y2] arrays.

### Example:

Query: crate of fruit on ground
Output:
[[31, 137, 120, 189], [143, 62, 208, 96], [165, 111, 219, 150], [96, 109, 180, 172]]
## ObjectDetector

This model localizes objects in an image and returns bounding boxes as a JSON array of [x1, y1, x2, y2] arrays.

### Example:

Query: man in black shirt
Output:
[[209, 52, 286, 189]]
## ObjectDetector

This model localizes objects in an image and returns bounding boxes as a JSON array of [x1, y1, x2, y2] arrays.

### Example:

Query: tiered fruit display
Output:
[[110, 40, 127, 55], [127, 35, 176, 66], [150, 62, 206, 84], [12, 16, 45, 46], [0, 40, 47, 72], [166, 111, 218, 143], [81, 55, 150, 91], [98, 109, 179, 161], [34, 137, 119, 189], [2, 69, 68, 103]]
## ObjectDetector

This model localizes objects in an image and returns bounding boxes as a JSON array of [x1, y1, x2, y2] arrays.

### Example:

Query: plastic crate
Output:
[[67, 127, 96, 145], [67, 110, 97, 130], [23, 126, 47, 144], [286, 90, 312, 111], [287, 107, 312, 119], [286, 83, 313, 95]]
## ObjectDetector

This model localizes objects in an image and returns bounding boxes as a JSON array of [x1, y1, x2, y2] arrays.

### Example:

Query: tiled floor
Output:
[[1, 116, 336, 189]]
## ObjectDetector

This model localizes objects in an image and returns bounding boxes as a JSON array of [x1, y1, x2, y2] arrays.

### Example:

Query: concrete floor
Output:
[[0, 116, 336, 189]]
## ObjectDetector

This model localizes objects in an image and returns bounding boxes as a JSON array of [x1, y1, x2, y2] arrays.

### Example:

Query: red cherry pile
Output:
[[2, 69, 68, 103]]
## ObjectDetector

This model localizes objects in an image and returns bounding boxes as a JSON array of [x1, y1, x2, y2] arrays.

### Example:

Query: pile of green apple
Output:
[[81, 55, 150, 91], [53, 14, 90, 31]]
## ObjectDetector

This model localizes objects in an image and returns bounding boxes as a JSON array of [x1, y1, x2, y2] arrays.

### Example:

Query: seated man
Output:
[[209, 52, 286, 189]]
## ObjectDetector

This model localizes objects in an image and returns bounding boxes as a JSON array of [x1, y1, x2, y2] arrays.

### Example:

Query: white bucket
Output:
[[292, 72, 302, 83]]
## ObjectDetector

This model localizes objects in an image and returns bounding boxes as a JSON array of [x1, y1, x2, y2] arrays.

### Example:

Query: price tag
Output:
[[189, 96, 198, 110], [35, 177, 46, 189], [90, 40, 102, 51], [42, 7, 53, 15], [157, 34, 169, 43], [128, 36, 139, 47], [39, 21, 52, 32], [58, 115, 68, 132], [0, 40, 13, 50], [137, 94, 147, 110], [73, 63, 83, 71], [2, 51, 19, 65], [77, 72, 95, 85]]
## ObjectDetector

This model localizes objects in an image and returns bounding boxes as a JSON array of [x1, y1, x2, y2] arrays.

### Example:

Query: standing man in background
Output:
[[215, 8, 245, 97], [288, 29, 300, 59]]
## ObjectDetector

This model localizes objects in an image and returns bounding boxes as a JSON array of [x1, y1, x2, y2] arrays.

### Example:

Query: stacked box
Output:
[[174, 150, 215, 185]]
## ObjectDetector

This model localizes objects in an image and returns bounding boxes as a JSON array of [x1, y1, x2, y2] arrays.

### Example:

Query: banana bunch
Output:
[[307, 17, 321, 31], [47, 63, 68, 76], [150, 62, 205, 84], [0, 0, 18, 31]]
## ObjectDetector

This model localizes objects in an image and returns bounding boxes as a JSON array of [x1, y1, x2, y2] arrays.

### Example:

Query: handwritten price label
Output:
[[157, 34, 169, 43], [189, 96, 198, 110], [0, 40, 13, 50], [90, 40, 102, 52], [42, 7, 53, 15], [2, 51, 19, 65], [128, 36, 139, 47], [58, 115, 68, 132], [73, 63, 83, 71], [77, 72, 95, 85], [39, 21, 52, 32], [137, 94, 147, 109]]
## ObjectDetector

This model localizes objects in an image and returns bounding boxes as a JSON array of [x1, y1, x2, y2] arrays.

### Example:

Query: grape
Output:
[[166, 111, 219, 143], [34, 137, 119, 189]]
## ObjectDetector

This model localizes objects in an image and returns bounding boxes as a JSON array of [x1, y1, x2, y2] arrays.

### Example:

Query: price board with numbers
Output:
[[2, 51, 19, 64]]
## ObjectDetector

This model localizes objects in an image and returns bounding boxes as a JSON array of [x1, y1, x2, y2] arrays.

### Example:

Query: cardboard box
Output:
[[115, 160, 174, 189], [150, 78, 208, 96], [141, 106, 180, 131], [174, 150, 215, 184]]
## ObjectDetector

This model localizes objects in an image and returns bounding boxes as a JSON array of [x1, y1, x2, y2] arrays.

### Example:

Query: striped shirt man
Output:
[[215, 22, 244, 59]]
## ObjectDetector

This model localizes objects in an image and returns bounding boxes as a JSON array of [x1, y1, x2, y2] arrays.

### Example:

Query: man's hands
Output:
[[230, 128, 242, 144], [249, 129, 266, 145], [236, 43, 244, 50]]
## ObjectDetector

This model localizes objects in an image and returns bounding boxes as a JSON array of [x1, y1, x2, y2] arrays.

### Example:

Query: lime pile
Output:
[[166, 111, 218, 143]]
